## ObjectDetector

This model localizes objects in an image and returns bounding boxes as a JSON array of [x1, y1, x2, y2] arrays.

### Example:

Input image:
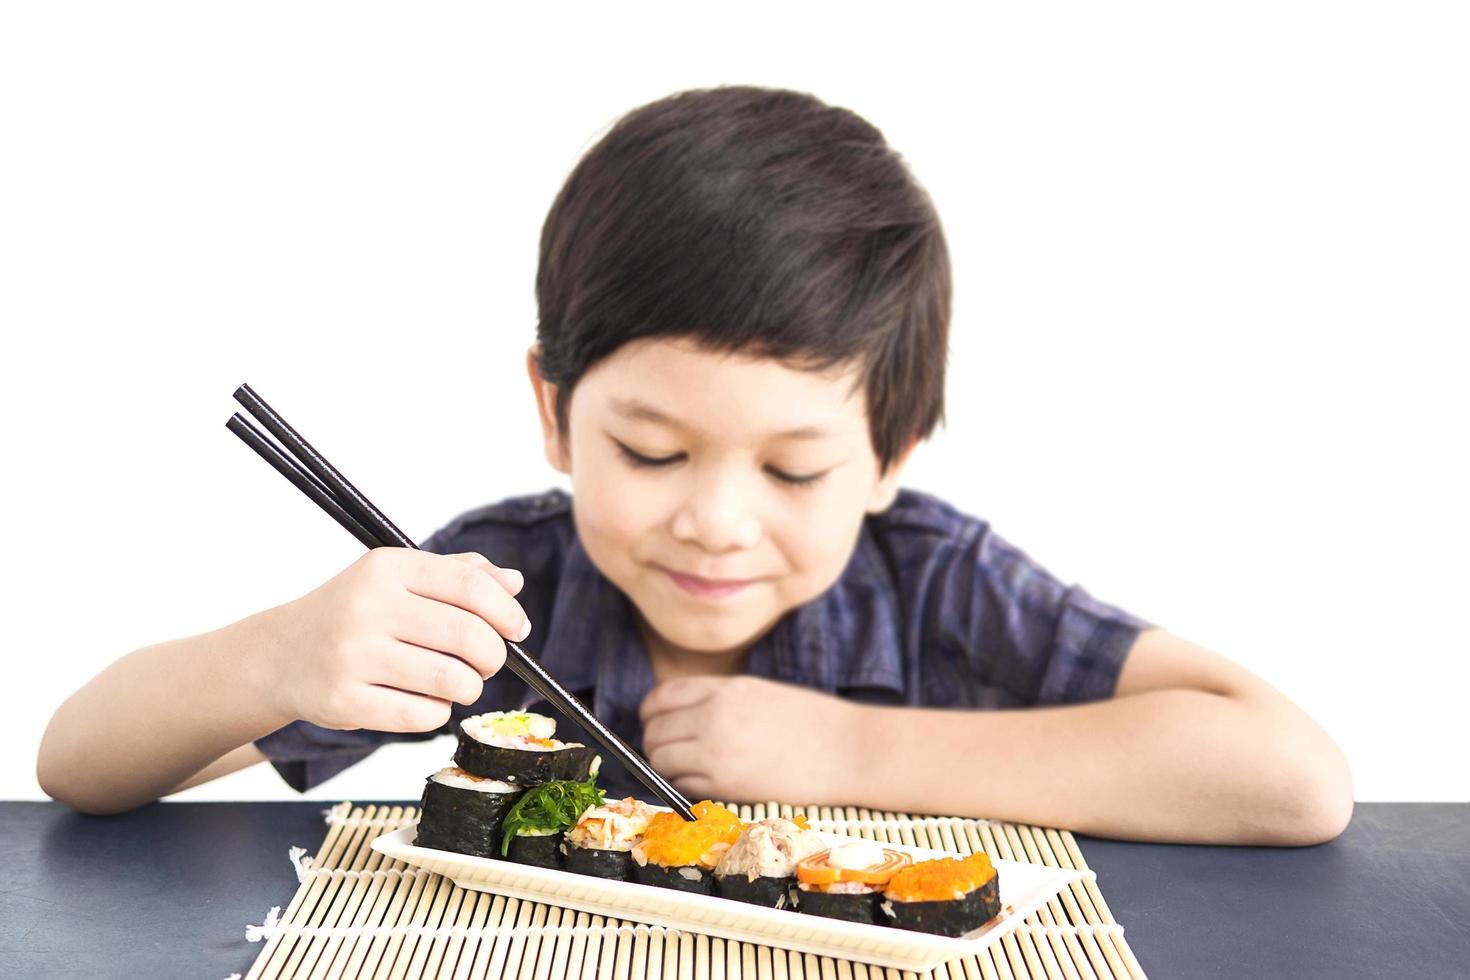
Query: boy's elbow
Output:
[[1267, 735, 1355, 846], [36, 756, 87, 813], [1280, 778, 1353, 846], [36, 755, 85, 812], [37, 742, 148, 816], [35, 736, 72, 808], [40, 775, 149, 816]]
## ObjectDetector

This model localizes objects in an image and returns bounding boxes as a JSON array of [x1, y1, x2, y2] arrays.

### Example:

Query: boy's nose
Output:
[[670, 478, 762, 554]]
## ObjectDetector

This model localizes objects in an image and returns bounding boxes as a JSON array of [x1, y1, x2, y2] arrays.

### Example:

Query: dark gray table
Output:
[[0, 801, 1465, 979]]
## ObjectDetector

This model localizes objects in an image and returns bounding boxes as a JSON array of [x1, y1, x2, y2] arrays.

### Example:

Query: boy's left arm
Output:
[[639, 629, 1354, 846]]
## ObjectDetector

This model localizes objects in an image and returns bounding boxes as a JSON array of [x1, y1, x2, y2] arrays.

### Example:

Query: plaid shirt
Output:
[[257, 487, 1150, 798]]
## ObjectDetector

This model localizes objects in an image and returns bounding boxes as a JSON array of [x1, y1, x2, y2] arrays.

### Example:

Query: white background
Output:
[[1, 3, 1465, 805]]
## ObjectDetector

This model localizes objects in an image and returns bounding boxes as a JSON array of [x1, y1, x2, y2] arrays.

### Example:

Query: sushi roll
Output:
[[454, 710, 600, 786], [795, 841, 912, 924], [631, 800, 745, 895], [562, 797, 660, 880], [413, 766, 525, 859], [497, 777, 606, 870], [880, 853, 1001, 937], [713, 817, 827, 908]]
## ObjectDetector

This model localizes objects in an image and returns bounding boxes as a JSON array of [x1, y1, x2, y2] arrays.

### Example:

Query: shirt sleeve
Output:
[[940, 523, 1152, 706], [254, 723, 437, 793]]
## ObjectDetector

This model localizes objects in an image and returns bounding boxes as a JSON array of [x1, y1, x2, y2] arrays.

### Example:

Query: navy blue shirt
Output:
[[256, 487, 1151, 798]]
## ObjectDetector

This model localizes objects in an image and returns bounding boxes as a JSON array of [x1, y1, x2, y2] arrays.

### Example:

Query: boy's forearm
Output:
[[843, 691, 1353, 846], [37, 608, 293, 814]]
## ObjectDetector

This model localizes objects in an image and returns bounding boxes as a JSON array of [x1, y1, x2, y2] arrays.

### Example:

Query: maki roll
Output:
[[795, 842, 912, 924], [713, 817, 827, 908], [454, 710, 600, 786], [413, 766, 525, 859], [631, 800, 745, 895], [562, 797, 660, 880], [880, 853, 1001, 937], [498, 777, 607, 870]]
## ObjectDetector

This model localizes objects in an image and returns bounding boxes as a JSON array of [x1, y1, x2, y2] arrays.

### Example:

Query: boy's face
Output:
[[529, 337, 911, 664]]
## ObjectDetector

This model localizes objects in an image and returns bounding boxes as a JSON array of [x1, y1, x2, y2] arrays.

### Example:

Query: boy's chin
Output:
[[641, 611, 768, 659], [664, 625, 757, 656]]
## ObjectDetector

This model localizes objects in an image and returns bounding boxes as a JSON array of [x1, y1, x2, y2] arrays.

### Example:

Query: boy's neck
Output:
[[636, 614, 749, 683]]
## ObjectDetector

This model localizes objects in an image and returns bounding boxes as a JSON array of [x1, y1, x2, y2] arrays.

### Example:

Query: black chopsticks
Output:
[[227, 383, 696, 820]]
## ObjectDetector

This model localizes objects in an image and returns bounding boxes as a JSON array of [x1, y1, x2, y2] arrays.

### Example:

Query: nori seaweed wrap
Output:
[[714, 873, 795, 908], [795, 882, 883, 923], [713, 818, 827, 909], [454, 711, 600, 786], [632, 861, 713, 894], [880, 854, 1002, 937], [561, 797, 660, 881], [563, 843, 636, 880], [413, 767, 524, 859], [498, 777, 605, 868], [505, 830, 564, 870]]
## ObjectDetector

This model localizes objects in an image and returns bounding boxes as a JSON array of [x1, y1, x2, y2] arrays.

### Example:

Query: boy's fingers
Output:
[[643, 740, 708, 781], [359, 685, 454, 733], [446, 553, 525, 596], [403, 553, 531, 642], [376, 640, 485, 706], [641, 710, 704, 752], [390, 593, 507, 679], [673, 774, 716, 799], [494, 567, 525, 595], [638, 676, 722, 725]]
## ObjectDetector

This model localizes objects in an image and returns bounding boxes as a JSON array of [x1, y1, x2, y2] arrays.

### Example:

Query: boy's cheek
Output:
[[583, 461, 714, 534], [572, 470, 657, 548]]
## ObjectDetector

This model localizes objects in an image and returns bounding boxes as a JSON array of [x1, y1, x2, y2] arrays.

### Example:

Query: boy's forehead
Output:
[[609, 395, 837, 441], [584, 337, 868, 436]]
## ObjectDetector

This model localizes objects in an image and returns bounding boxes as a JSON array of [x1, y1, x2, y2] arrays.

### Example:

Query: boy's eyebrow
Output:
[[610, 396, 833, 440]]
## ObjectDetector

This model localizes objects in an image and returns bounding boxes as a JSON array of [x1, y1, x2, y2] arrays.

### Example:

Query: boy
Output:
[[38, 85, 1352, 845]]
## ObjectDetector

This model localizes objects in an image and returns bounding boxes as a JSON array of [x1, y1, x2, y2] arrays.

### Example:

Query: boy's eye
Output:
[[615, 441, 684, 467], [614, 438, 828, 489], [765, 466, 827, 489]]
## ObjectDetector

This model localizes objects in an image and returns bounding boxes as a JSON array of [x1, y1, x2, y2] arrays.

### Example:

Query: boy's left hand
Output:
[[639, 676, 864, 804]]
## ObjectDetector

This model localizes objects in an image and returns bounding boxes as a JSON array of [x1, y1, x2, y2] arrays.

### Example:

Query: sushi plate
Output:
[[371, 826, 1086, 972]]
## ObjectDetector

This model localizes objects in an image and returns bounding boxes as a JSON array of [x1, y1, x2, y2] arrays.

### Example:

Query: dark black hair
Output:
[[535, 85, 950, 473]]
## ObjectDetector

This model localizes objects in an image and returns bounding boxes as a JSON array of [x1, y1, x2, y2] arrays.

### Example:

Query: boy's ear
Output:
[[526, 345, 571, 474], [866, 437, 920, 514]]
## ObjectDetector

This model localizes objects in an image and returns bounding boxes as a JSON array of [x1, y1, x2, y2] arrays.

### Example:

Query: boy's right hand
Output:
[[259, 549, 529, 734]]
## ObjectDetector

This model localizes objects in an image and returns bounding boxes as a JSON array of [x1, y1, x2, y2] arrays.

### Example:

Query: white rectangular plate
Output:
[[371, 826, 1084, 972]]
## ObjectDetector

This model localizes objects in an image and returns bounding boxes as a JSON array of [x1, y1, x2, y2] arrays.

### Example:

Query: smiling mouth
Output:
[[661, 568, 762, 598]]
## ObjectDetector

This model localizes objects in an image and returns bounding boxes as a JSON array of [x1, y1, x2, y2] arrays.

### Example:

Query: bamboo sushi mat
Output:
[[240, 801, 1144, 980]]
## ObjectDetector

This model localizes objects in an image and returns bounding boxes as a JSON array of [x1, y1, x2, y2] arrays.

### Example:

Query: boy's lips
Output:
[[660, 567, 764, 599]]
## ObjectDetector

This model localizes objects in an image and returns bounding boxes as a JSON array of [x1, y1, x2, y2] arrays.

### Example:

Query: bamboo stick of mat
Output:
[[242, 804, 1141, 980]]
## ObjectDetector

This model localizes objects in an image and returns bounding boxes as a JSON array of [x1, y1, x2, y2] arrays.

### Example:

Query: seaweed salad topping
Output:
[[499, 778, 606, 856]]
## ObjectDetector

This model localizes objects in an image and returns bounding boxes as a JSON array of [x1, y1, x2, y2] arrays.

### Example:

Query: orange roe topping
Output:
[[637, 801, 745, 868], [884, 853, 996, 903]]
